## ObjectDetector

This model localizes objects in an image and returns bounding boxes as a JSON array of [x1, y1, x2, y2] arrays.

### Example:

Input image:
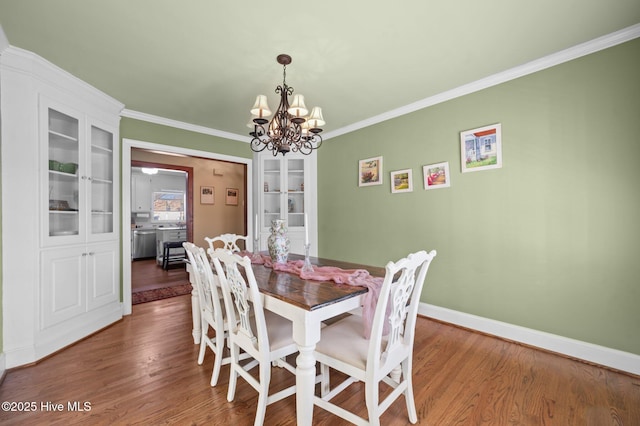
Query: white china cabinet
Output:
[[255, 152, 317, 256], [1, 47, 123, 367]]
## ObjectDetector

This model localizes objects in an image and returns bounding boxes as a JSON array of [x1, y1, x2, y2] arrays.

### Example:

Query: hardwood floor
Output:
[[1, 295, 638, 425], [131, 258, 188, 292]]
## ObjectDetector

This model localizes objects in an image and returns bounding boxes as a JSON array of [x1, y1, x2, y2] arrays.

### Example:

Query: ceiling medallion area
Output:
[[248, 54, 325, 156]]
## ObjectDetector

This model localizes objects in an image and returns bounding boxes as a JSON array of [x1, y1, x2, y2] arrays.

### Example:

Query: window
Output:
[[152, 191, 185, 222]]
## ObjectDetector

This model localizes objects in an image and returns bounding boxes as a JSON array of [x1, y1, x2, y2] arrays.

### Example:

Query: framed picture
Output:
[[225, 188, 239, 206], [423, 162, 451, 190], [358, 156, 383, 187], [200, 186, 214, 204], [390, 169, 413, 193], [460, 123, 502, 173]]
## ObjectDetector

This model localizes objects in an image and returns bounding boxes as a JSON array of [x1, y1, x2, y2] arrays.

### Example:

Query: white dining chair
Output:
[[205, 233, 248, 253], [313, 250, 437, 426], [208, 247, 298, 426], [183, 242, 231, 387]]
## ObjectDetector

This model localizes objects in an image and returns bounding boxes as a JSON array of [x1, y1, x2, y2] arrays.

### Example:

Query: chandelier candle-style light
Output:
[[249, 54, 325, 156]]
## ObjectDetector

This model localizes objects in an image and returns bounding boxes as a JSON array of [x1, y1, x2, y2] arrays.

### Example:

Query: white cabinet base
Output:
[[1, 46, 123, 368]]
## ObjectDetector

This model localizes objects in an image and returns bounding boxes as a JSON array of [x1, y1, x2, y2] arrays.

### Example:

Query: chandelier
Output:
[[249, 54, 325, 156]]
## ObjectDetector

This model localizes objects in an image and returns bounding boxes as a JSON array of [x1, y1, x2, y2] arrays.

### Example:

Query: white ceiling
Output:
[[1, 1, 639, 141]]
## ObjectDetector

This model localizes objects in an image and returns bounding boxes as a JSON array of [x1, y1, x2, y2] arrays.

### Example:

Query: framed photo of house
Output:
[[225, 188, 239, 206], [423, 161, 451, 190], [390, 169, 413, 193], [460, 123, 502, 173], [200, 186, 214, 204], [358, 156, 383, 187]]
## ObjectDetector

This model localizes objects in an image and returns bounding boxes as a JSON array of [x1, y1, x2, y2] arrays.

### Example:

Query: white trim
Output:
[[0, 24, 9, 54], [118, 25, 640, 144], [122, 138, 253, 316], [1, 46, 123, 114], [323, 23, 640, 140], [121, 109, 250, 143], [0, 352, 5, 380], [419, 303, 640, 377]]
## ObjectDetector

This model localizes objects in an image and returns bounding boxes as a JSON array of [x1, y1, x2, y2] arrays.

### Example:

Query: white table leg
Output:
[[186, 263, 201, 344], [295, 344, 316, 426], [293, 317, 320, 426], [191, 289, 200, 344]]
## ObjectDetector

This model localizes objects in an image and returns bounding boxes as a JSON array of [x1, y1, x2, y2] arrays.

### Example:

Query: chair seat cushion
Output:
[[315, 314, 372, 371], [264, 310, 295, 351]]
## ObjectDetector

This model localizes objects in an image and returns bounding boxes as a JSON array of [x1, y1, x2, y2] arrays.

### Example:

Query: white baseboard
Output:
[[419, 303, 640, 377], [0, 352, 5, 380]]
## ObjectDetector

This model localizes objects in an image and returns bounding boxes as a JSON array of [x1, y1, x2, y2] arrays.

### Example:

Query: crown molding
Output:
[[324, 23, 640, 140], [0, 25, 9, 54], [120, 109, 250, 143], [122, 24, 640, 143]]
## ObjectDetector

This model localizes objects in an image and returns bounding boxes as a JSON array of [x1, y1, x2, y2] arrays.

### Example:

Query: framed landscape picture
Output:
[[390, 169, 413, 193], [358, 156, 383, 186], [460, 123, 502, 173], [423, 161, 451, 190]]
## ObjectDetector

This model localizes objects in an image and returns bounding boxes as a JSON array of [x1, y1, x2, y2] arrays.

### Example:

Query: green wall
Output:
[[120, 118, 253, 159], [118, 118, 253, 297], [317, 38, 640, 355]]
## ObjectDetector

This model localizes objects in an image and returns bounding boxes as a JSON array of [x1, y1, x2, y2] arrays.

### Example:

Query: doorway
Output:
[[122, 139, 254, 315], [130, 160, 193, 298]]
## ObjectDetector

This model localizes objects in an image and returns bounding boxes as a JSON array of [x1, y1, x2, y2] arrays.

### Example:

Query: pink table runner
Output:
[[243, 252, 388, 338]]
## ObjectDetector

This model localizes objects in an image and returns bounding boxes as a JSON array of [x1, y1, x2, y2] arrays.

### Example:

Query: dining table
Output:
[[186, 252, 386, 426]]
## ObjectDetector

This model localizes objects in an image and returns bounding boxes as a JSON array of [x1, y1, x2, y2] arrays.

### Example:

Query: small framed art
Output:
[[390, 169, 413, 193], [358, 156, 383, 187], [423, 162, 451, 190], [225, 188, 239, 206], [200, 186, 214, 204], [460, 123, 502, 173]]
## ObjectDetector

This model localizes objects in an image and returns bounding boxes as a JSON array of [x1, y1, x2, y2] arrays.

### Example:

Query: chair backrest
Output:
[[208, 248, 268, 358], [183, 242, 224, 327], [205, 234, 248, 253], [368, 250, 436, 376]]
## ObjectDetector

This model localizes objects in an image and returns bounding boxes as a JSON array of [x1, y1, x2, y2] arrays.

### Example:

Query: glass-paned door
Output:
[[262, 158, 282, 229], [286, 158, 305, 228], [89, 125, 114, 236], [47, 108, 80, 237]]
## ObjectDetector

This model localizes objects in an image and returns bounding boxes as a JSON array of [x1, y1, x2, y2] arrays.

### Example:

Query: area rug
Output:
[[132, 284, 193, 305]]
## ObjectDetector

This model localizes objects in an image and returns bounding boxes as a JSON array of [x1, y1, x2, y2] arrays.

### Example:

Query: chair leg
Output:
[[210, 335, 224, 387], [320, 363, 331, 397], [197, 327, 207, 365], [254, 363, 271, 426], [403, 360, 418, 424], [162, 244, 169, 270], [227, 345, 239, 402], [365, 379, 380, 426], [390, 364, 402, 382]]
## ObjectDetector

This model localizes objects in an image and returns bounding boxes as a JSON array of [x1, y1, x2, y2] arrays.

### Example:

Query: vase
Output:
[[267, 219, 290, 264]]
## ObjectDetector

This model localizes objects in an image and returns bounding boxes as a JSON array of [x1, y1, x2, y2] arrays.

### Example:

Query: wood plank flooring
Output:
[[1, 295, 638, 425], [131, 258, 188, 292]]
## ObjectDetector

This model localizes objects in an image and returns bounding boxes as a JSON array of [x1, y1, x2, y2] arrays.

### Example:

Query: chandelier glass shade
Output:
[[249, 54, 324, 156]]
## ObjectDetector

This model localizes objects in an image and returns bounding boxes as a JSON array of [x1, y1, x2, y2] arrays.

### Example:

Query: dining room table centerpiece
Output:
[[267, 219, 290, 264]]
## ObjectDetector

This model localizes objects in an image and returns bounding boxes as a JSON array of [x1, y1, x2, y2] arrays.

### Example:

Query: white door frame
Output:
[[122, 138, 253, 315]]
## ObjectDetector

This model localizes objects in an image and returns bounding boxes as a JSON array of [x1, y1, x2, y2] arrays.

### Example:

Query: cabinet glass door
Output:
[[286, 158, 305, 228], [47, 108, 80, 237], [89, 125, 114, 236], [262, 158, 282, 229]]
